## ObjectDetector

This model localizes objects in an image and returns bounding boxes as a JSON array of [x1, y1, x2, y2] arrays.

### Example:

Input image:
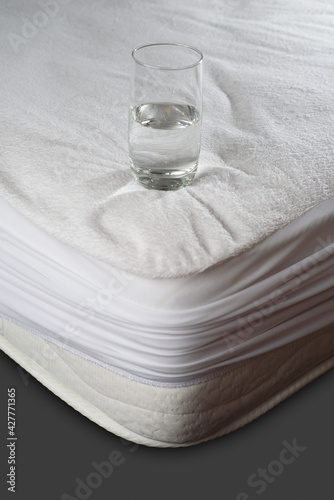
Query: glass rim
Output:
[[132, 43, 203, 71]]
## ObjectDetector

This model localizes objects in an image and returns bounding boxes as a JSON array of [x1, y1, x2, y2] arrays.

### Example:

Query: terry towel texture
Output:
[[0, 0, 333, 278]]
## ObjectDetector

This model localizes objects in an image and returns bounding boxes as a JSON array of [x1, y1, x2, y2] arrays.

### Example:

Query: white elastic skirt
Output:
[[1, 196, 334, 384]]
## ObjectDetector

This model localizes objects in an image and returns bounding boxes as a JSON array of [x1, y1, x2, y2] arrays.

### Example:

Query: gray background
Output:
[[0, 349, 333, 500]]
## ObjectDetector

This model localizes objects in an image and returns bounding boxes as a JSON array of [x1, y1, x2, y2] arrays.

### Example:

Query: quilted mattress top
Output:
[[0, 0, 333, 278]]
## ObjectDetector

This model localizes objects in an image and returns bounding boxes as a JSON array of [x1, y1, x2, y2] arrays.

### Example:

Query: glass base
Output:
[[131, 164, 197, 191]]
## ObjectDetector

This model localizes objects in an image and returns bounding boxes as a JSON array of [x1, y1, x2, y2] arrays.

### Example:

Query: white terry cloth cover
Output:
[[0, 0, 334, 279], [1, 196, 334, 383]]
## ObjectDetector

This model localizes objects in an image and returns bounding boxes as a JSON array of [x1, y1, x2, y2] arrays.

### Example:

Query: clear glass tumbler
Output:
[[128, 43, 203, 190]]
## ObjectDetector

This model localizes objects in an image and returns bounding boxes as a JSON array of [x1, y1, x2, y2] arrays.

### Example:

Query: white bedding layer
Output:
[[0, 0, 333, 279], [1, 196, 334, 383]]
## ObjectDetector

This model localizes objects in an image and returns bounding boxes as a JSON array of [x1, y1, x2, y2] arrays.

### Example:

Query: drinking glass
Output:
[[128, 43, 203, 190]]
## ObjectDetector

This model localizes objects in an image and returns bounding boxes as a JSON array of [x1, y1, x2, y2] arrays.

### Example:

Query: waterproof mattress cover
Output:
[[1, 0, 334, 446], [0, 0, 334, 279]]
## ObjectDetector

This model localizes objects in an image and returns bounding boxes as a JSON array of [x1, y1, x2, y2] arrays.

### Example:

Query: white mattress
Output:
[[1, 0, 334, 446], [1, 316, 333, 447]]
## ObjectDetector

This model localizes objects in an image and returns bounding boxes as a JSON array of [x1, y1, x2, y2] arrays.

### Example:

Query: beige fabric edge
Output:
[[0, 317, 333, 447]]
